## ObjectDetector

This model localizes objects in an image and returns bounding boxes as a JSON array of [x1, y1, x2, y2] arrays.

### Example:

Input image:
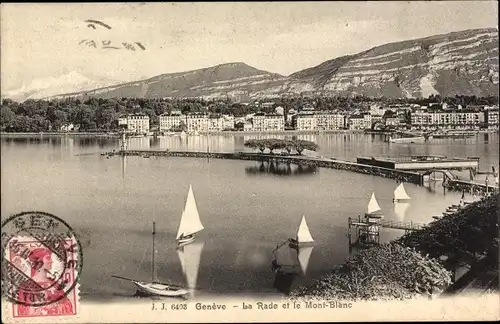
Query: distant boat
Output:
[[177, 241, 204, 298], [393, 183, 411, 202], [388, 132, 426, 144], [288, 215, 315, 248], [112, 222, 190, 297], [176, 185, 204, 246]]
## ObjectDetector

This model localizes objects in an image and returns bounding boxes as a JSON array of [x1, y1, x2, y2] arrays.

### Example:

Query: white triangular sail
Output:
[[394, 183, 411, 200], [177, 241, 204, 290], [367, 192, 381, 214], [394, 202, 410, 220], [298, 246, 314, 275], [176, 185, 204, 239], [296, 215, 314, 243]]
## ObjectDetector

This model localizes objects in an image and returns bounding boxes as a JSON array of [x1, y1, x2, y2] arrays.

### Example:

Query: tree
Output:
[[244, 139, 266, 153], [293, 140, 319, 155], [0, 105, 15, 130], [284, 140, 295, 154], [267, 139, 287, 154]]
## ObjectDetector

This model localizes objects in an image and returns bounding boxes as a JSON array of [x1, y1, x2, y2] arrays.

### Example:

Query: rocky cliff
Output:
[[51, 28, 498, 100]]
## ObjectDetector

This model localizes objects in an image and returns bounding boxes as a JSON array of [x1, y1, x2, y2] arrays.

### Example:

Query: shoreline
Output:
[[293, 194, 498, 300], [1, 129, 498, 137]]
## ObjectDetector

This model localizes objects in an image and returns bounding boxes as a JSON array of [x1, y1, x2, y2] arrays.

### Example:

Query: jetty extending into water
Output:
[[356, 155, 480, 172], [103, 149, 497, 194]]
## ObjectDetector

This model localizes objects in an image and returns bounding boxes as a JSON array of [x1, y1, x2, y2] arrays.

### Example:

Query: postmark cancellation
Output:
[[1, 212, 82, 320]]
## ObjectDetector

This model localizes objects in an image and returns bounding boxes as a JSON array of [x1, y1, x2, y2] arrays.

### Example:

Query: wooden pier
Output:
[[348, 215, 424, 246]]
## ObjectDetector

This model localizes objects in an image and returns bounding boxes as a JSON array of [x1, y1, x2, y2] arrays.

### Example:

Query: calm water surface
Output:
[[1, 133, 498, 300]]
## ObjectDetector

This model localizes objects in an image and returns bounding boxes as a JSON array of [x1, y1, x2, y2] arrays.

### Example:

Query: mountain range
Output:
[[7, 28, 499, 101]]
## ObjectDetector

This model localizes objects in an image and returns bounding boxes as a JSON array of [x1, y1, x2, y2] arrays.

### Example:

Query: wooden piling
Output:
[[348, 217, 352, 245]]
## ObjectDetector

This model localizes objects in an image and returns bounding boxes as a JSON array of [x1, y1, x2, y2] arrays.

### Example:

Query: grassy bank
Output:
[[292, 194, 499, 301]]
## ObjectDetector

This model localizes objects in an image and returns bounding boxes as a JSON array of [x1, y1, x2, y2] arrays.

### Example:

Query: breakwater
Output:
[[105, 149, 423, 184], [104, 149, 498, 194]]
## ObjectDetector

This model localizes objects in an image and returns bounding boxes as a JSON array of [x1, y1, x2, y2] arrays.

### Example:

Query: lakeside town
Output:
[[129, 101, 500, 135], [3, 96, 498, 136]]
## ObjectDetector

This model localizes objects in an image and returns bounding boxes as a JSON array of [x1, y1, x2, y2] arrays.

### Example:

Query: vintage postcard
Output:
[[1, 1, 499, 323]]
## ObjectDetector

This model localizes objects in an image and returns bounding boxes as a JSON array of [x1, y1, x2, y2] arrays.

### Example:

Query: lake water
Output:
[[1, 133, 498, 300]]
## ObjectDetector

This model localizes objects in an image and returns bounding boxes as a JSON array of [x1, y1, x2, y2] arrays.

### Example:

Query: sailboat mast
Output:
[[152, 221, 156, 282]]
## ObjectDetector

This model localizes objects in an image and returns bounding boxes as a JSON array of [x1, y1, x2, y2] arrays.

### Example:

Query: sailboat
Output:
[[365, 192, 383, 220], [393, 183, 411, 202], [273, 215, 315, 275], [177, 241, 204, 298], [112, 222, 190, 297], [176, 185, 204, 246], [288, 215, 315, 248]]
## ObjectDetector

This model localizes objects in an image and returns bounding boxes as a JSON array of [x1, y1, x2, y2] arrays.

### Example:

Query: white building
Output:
[[384, 117, 400, 126], [60, 124, 75, 132], [486, 109, 499, 129], [348, 115, 366, 130], [315, 112, 346, 130], [295, 115, 316, 131], [251, 113, 285, 132], [243, 121, 253, 131], [118, 114, 150, 133], [295, 111, 346, 131], [186, 113, 209, 133], [411, 111, 485, 129], [222, 114, 235, 130], [159, 110, 183, 132], [275, 106, 284, 115], [207, 114, 224, 132]]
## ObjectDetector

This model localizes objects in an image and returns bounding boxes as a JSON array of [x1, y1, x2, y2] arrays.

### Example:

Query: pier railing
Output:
[[377, 220, 424, 231]]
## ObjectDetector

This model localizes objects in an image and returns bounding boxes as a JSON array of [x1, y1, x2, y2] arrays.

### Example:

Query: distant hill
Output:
[[47, 28, 499, 100], [2, 72, 123, 102], [49, 62, 287, 101]]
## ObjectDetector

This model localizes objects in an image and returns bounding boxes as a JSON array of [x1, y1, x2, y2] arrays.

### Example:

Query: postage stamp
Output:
[[1, 211, 82, 318]]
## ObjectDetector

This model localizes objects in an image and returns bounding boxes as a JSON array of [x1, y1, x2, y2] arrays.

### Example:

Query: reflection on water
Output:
[[2, 133, 497, 169], [394, 202, 410, 220], [1, 133, 498, 299], [273, 271, 296, 296], [157, 135, 235, 153], [245, 161, 317, 177], [177, 241, 205, 298]]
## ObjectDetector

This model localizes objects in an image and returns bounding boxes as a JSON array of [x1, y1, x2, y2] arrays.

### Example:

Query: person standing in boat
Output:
[[16, 247, 74, 316]]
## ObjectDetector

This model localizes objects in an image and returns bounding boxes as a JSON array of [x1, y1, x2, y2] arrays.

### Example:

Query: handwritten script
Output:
[[79, 19, 146, 51]]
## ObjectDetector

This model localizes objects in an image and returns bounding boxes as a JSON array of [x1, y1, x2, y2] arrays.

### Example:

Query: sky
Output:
[[1, 1, 498, 92]]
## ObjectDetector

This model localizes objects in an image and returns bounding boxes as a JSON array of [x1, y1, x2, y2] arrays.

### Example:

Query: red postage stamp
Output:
[[8, 238, 79, 317], [2, 212, 82, 319]]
